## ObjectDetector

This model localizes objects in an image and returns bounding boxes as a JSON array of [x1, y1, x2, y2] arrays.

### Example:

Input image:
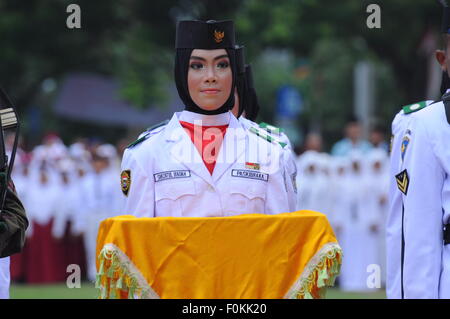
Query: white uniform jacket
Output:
[[121, 111, 295, 217], [393, 100, 450, 298], [386, 101, 433, 298], [239, 116, 298, 210]]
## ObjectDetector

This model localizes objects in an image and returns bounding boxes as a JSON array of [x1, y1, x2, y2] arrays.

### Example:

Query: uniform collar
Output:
[[162, 111, 246, 186], [178, 110, 231, 126], [164, 111, 244, 143]]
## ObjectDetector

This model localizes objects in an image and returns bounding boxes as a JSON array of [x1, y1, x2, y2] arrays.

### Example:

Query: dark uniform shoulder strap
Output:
[[430, 99, 441, 105], [127, 119, 169, 149], [442, 92, 450, 125], [145, 119, 169, 132], [126, 134, 149, 149]]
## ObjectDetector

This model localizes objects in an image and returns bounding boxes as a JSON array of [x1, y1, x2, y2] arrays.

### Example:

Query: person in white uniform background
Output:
[[315, 153, 333, 215], [83, 149, 122, 281], [24, 162, 68, 283], [386, 2, 450, 299], [328, 156, 352, 245], [339, 151, 376, 292], [386, 98, 435, 298], [69, 142, 92, 236], [52, 159, 79, 240], [295, 150, 321, 212], [295, 150, 332, 215], [365, 148, 389, 287], [121, 19, 296, 218], [95, 143, 123, 216]]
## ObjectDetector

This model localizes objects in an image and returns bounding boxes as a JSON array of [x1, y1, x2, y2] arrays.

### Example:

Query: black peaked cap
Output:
[[176, 20, 235, 49], [235, 45, 246, 75]]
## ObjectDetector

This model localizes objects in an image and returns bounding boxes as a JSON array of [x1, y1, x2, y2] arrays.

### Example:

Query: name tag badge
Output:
[[154, 170, 191, 182], [231, 169, 269, 182]]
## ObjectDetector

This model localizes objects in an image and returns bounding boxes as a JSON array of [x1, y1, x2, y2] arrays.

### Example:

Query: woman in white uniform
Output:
[[121, 20, 295, 217]]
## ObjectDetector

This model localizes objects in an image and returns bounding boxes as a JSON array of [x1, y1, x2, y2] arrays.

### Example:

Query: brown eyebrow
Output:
[[190, 54, 229, 62]]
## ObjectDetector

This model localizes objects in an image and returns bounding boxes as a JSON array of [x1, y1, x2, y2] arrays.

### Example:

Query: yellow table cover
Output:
[[95, 211, 342, 299]]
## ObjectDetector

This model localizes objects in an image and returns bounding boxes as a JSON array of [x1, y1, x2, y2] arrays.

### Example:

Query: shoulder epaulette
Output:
[[145, 119, 169, 132], [126, 134, 150, 149], [249, 126, 286, 148], [126, 120, 168, 149], [259, 122, 283, 135], [402, 101, 430, 114]]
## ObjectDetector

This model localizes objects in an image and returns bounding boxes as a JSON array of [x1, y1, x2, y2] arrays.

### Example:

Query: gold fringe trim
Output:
[[284, 242, 343, 299], [95, 243, 160, 299]]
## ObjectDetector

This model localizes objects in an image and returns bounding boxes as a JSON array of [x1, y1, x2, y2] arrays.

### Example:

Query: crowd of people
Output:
[[8, 134, 123, 284], [296, 148, 388, 291], [295, 122, 389, 292]]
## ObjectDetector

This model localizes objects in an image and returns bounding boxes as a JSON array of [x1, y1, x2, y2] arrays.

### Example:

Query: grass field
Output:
[[9, 282, 386, 299]]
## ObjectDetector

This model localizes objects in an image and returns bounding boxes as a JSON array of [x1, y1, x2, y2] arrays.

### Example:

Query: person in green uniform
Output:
[[0, 178, 28, 299], [0, 181, 28, 258]]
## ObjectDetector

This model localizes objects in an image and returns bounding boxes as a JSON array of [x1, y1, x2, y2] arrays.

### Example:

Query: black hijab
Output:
[[234, 45, 246, 117], [441, 71, 450, 95], [174, 20, 237, 115], [243, 64, 260, 122]]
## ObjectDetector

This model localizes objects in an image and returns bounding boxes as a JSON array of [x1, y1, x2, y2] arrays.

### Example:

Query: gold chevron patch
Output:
[[395, 169, 409, 195]]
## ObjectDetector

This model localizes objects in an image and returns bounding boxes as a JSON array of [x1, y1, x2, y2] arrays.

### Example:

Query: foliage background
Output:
[[0, 0, 442, 151]]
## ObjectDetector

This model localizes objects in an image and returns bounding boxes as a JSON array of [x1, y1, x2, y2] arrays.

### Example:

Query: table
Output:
[[95, 211, 342, 299]]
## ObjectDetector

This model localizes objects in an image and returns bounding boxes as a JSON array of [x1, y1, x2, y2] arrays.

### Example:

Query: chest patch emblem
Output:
[[401, 136, 410, 161], [231, 169, 269, 182], [245, 162, 260, 170], [121, 170, 131, 196], [154, 170, 191, 182]]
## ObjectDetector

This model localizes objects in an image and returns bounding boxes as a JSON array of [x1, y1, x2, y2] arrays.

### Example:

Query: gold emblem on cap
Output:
[[214, 30, 224, 43]]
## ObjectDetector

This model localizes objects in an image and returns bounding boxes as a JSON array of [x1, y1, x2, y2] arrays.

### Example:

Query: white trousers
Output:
[[0, 257, 10, 299]]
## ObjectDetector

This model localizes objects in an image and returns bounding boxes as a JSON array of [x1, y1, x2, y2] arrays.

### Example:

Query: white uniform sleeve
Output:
[[283, 149, 298, 212], [120, 148, 155, 217], [261, 146, 291, 215], [402, 118, 444, 298]]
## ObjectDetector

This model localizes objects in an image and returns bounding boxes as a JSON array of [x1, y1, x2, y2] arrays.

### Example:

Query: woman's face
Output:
[[188, 49, 232, 111]]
